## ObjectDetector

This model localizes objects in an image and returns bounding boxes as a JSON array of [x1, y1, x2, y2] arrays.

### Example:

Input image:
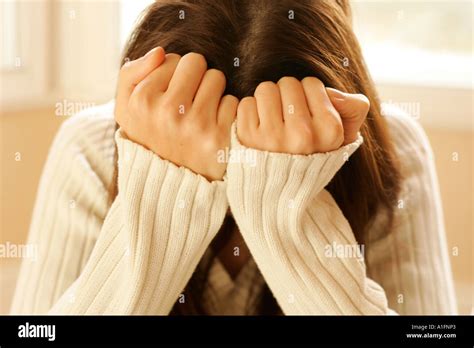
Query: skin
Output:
[[238, 79, 370, 153], [115, 47, 238, 181], [115, 47, 370, 277]]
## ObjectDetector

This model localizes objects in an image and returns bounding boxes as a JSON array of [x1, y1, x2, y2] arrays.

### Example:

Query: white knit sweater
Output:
[[10, 101, 457, 315]]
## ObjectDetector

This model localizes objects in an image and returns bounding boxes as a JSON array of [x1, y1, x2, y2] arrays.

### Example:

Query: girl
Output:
[[11, 0, 457, 315]]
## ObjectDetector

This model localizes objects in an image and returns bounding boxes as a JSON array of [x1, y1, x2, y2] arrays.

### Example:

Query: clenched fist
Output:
[[115, 47, 238, 181], [236, 76, 370, 154]]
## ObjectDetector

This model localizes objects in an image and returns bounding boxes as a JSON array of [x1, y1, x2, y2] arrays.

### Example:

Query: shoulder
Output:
[[380, 105, 441, 220], [48, 100, 117, 189], [381, 105, 435, 176], [52, 100, 117, 165]]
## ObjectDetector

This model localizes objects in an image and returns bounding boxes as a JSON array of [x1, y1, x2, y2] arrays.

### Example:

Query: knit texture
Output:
[[10, 101, 457, 315]]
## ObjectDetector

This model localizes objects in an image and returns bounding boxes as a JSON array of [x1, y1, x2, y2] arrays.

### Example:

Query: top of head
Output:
[[123, 0, 365, 99]]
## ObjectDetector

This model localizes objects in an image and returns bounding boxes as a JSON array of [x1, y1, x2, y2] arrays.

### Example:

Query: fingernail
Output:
[[326, 87, 346, 100], [144, 46, 160, 58]]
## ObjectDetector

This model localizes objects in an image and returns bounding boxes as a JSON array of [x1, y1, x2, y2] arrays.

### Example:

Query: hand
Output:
[[236, 76, 369, 154], [115, 48, 238, 181]]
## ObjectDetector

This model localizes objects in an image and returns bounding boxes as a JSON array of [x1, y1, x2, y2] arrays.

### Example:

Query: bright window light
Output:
[[352, 0, 472, 88], [117, 1, 473, 89], [119, 0, 154, 51]]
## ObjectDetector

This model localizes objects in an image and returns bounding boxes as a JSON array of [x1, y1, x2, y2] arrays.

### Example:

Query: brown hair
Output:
[[111, 0, 402, 315]]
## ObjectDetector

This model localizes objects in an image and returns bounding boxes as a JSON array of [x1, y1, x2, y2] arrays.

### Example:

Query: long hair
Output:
[[110, 0, 402, 315]]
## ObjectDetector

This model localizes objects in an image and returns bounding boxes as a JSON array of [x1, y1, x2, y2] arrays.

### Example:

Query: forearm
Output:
[[227, 126, 391, 314], [49, 130, 228, 314]]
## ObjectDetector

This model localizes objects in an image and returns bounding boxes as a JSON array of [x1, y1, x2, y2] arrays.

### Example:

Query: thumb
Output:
[[326, 87, 370, 145], [117, 46, 166, 101], [115, 46, 166, 130]]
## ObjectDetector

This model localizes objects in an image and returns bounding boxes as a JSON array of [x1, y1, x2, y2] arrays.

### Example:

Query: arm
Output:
[[12, 48, 237, 314], [228, 117, 457, 315], [10, 113, 228, 315], [52, 129, 227, 314], [227, 77, 390, 314], [227, 125, 390, 314], [10, 111, 116, 314], [363, 113, 457, 314], [228, 78, 457, 315]]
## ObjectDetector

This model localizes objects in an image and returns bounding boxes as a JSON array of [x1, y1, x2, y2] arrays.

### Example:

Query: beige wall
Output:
[[424, 127, 473, 314], [0, 106, 472, 314], [0, 107, 64, 314]]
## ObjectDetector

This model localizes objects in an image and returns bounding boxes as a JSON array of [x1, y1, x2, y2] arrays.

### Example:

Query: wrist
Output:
[[226, 122, 363, 213]]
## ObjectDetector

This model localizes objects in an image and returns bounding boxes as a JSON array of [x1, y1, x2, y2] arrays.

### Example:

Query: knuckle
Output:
[[207, 68, 226, 83], [301, 76, 324, 86], [183, 52, 207, 69], [129, 88, 152, 116], [238, 96, 255, 109], [238, 96, 256, 115], [166, 53, 181, 61], [222, 94, 238, 107], [292, 125, 315, 154], [301, 77, 325, 93], [240, 96, 256, 106], [158, 96, 180, 116], [255, 81, 277, 96], [223, 94, 238, 103], [326, 118, 344, 147], [277, 76, 299, 86]]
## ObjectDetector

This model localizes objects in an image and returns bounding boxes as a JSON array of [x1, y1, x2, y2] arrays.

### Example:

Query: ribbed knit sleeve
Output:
[[226, 117, 457, 315], [364, 113, 457, 314], [10, 111, 228, 314]]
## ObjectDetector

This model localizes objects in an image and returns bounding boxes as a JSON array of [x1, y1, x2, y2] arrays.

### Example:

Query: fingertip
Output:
[[135, 47, 165, 70], [157, 46, 166, 58], [326, 87, 370, 108], [218, 94, 239, 127], [221, 94, 239, 116], [147, 46, 166, 65], [143, 46, 163, 57], [237, 96, 259, 130], [354, 93, 371, 110], [156, 46, 165, 54], [227, 94, 239, 111], [326, 87, 346, 102], [343, 92, 371, 114], [327, 88, 370, 118], [118, 47, 167, 94]]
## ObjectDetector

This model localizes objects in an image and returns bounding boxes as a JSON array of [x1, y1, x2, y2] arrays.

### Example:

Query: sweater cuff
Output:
[[227, 123, 363, 208], [115, 128, 226, 191], [114, 128, 228, 247]]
